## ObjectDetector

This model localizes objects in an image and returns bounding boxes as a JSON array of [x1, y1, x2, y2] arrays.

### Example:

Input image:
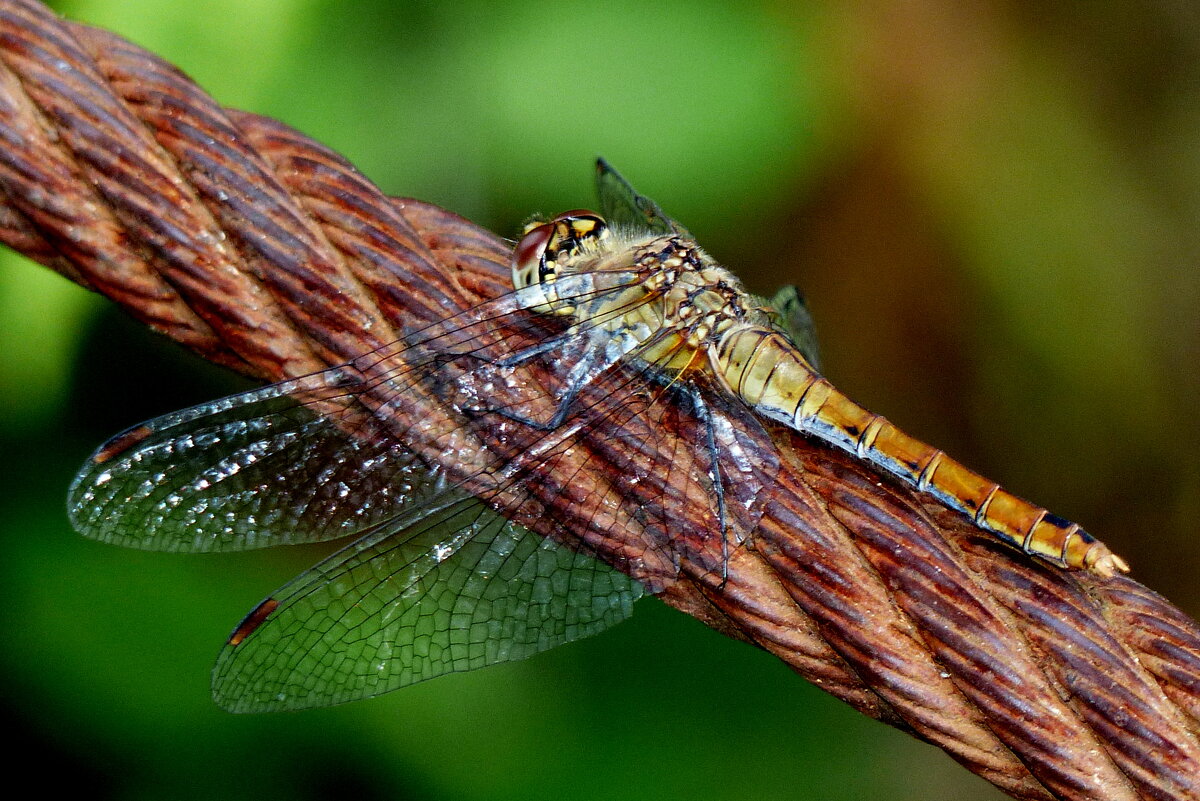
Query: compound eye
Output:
[[551, 210, 607, 244], [511, 222, 553, 290], [551, 209, 601, 223]]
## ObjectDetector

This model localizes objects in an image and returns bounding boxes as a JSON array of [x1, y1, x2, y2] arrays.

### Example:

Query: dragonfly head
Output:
[[512, 210, 610, 313]]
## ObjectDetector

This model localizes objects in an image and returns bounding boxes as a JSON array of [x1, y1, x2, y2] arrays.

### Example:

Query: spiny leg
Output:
[[635, 343, 735, 588], [473, 331, 630, 432], [679, 383, 732, 587]]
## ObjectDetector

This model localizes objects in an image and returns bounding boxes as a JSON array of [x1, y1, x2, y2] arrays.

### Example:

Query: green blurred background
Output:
[[2, 1, 1197, 798]]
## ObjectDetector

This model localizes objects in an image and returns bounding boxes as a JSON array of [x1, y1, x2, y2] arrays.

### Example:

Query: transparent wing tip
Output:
[[67, 423, 157, 539]]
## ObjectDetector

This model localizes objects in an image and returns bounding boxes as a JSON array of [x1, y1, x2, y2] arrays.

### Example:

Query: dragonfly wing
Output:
[[68, 370, 450, 552], [595, 158, 692, 238], [70, 254, 773, 707], [67, 287, 568, 553], [212, 491, 644, 712], [767, 285, 821, 371]]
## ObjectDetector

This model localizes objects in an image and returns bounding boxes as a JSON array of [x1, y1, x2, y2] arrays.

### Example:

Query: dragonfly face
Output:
[[511, 209, 611, 314], [68, 158, 1127, 714]]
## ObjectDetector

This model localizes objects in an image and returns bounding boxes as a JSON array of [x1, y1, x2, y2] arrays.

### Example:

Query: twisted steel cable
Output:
[[0, 1, 1197, 797]]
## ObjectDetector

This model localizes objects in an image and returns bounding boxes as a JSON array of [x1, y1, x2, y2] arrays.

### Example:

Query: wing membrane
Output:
[[595, 158, 692, 238], [213, 491, 644, 712], [68, 375, 447, 551], [767, 285, 821, 371]]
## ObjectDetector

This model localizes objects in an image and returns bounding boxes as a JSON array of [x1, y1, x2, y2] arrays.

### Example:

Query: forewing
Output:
[[67, 287, 555, 553], [595, 158, 691, 238], [68, 372, 446, 552], [212, 492, 644, 712]]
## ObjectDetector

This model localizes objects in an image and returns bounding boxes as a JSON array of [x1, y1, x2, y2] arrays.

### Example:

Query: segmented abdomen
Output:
[[714, 327, 1128, 577]]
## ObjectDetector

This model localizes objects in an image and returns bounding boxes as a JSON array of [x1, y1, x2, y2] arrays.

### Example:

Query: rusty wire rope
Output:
[[0, 2, 1198, 798]]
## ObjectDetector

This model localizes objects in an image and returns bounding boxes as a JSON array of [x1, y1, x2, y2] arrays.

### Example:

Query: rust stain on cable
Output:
[[1, 2, 1198, 798]]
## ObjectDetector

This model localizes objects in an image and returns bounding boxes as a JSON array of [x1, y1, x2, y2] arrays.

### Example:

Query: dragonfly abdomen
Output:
[[850, 410, 1125, 576], [713, 325, 1128, 577]]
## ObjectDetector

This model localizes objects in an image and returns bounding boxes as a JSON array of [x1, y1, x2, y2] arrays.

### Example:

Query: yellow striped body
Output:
[[713, 326, 1129, 576]]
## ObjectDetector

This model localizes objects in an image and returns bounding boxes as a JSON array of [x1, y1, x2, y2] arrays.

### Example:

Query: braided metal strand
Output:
[[1, 2, 1198, 798]]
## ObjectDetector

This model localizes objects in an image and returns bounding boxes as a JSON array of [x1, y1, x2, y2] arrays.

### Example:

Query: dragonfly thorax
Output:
[[635, 240, 757, 348], [588, 238, 759, 374]]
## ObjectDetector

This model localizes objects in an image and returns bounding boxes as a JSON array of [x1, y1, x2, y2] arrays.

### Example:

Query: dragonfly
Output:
[[68, 160, 1129, 713]]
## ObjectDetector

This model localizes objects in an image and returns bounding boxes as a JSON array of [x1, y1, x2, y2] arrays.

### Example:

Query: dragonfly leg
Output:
[[492, 335, 572, 369], [466, 333, 626, 432], [481, 373, 588, 432], [427, 327, 576, 373], [683, 386, 732, 588]]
